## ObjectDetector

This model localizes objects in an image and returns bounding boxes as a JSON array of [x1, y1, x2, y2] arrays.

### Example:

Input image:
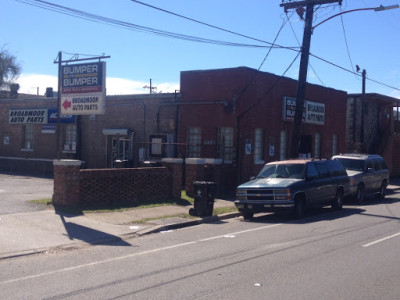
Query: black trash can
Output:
[[189, 181, 216, 217]]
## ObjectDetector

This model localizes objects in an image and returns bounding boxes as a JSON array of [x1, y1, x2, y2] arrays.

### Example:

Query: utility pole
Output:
[[360, 68, 366, 152], [143, 79, 157, 94], [280, 0, 342, 158]]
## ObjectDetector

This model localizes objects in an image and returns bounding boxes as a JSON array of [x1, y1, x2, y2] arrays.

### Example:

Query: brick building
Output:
[[177, 67, 348, 185], [0, 93, 180, 174], [346, 93, 400, 176], [2, 66, 399, 193]]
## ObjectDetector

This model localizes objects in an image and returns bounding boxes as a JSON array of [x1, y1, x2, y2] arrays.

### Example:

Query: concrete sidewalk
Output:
[[0, 198, 239, 260]]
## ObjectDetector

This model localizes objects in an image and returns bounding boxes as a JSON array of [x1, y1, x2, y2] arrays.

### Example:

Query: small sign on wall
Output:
[[4, 136, 9, 145], [245, 143, 252, 155]]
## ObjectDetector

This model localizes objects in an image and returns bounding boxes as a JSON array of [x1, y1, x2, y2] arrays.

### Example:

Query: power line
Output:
[[237, 16, 291, 100], [310, 53, 400, 92], [16, 0, 400, 93], [16, 0, 299, 51], [339, 7, 359, 80], [286, 10, 326, 86], [129, 0, 298, 51]]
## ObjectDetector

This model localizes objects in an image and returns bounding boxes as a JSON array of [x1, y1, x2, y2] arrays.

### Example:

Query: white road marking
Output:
[[0, 223, 281, 285], [363, 232, 400, 247]]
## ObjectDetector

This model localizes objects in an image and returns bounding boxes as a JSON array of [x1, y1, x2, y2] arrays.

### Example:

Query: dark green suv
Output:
[[235, 159, 350, 219]]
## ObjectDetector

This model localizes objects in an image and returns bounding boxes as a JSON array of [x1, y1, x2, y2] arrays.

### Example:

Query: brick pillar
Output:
[[205, 158, 223, 196], [52, 159, 81, 207], [185, 158, 206, 197], [162, 158, 183, 199]]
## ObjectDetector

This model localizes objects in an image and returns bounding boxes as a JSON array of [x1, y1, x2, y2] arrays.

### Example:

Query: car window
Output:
[[373, 159, 381, 171], [334, 158, 364, 171], [366, 159, 374, 170], [327, 160, 346, 176], [257, 163, 305, 179], [315, 162, 330, 178], [306, 163, 319, 180], [257, 164, 276, 178], [379, 159, 388, 170]]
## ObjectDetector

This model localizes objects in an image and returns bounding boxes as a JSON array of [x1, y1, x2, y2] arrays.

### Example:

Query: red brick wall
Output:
[[178, 67, 348, 185], [79, 167, 170, 207], [53, 159, 183, 208]]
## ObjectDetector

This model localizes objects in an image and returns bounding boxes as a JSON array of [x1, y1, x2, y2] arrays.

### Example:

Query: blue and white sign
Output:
[[61, 62, 106, 115]]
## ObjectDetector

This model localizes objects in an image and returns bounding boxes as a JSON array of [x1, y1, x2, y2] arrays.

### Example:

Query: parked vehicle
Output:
[[235, 159, 350, 219], [332, 153, 389, 203]]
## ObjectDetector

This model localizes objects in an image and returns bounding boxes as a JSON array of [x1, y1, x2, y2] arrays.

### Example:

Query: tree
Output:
[[0, 48, 21, 97]]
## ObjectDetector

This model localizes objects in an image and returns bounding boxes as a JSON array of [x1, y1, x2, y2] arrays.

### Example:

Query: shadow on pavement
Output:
[[55, 209, 132, 246]]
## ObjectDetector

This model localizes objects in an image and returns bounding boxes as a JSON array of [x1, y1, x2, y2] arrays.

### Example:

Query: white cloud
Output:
[[17, 74, 57, 95], [16, 73, 179, 96]]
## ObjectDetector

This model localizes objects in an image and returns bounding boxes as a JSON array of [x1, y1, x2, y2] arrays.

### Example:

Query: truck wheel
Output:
[[355, 184, 365, 204], [378, 181, 387, 200], [332, 190, 343, 210], [294, 197, 305, 219], [241, 211, 254, 220]]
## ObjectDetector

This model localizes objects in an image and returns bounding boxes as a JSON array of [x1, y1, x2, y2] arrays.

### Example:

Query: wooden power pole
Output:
[[280, 0, 342, 158]]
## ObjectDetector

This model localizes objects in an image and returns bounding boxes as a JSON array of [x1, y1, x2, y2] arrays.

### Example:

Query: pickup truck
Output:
[[235, 159, 350, 219]]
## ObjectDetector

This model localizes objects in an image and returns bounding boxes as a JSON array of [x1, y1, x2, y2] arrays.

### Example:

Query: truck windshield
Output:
[[257, 164, 305, 179]]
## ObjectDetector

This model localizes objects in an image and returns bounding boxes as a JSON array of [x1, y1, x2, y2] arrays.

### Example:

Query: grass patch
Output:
[[30, 198, 52, 206], [29, 190, 195, 214]]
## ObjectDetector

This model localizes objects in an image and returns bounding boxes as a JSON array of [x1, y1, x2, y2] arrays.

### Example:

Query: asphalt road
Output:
[[0, 173, 53, 215], [1, 190, 400, 299]]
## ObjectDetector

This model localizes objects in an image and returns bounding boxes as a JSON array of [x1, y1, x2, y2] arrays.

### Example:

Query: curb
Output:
[[0, 211, 241, 261], [136, 211, 242, 235]]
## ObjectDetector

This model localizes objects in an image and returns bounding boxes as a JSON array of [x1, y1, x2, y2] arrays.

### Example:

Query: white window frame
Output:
[[280, 130, 287, 160], [63, 124, 77, 153], [315, 133, 321, 159], [21, 124, 34, 151], [217, 127, 235, 161], [332, 134, 338, 156], [254, 128, 265, 164], [187, 127, 201, 158]]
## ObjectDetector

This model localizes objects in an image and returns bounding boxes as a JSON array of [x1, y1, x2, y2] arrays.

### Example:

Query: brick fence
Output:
[[52, 158, 235, 208], [52, 158, 183, 208]]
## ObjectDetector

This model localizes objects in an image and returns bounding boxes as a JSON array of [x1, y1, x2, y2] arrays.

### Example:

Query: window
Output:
[[332, 134, 338, 156], [306, 163, 319, 180], [112, 136, 132, 161], [217, 127, 235, 161], [315, 161, 330, 178], [22, 125, 34, 150], [280, 130, 287, 160], [254, 128, 264, 163], [187, 127, 201, 158], [314, 133, 321, 159], [64, 124, 77, 152], [149, 134, 173, 158]]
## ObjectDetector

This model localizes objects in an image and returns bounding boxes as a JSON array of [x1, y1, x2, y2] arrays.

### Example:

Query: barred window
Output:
[[332, 134, 338, 156], [315, 133, 321, 159], [187, 127, 201, 158], [217, 127, 235, 161], [280, 130, 287, 160], [22, 125, 34, 150], [254, 128, 264, 163], [64, 124, 77, 152]]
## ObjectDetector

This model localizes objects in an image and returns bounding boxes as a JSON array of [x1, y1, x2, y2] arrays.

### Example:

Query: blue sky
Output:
[[3, 0, 400, 98]]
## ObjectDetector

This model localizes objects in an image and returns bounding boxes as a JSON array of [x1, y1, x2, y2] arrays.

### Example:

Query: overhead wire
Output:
[[15, 0, 299, 51], [237, 14, 292, 101], [287, 7, 326, 87], [339, 6, 359, 80], [15, 0, 400, 94], [310, 53, 400, 92], [128, 0, 297, 51]]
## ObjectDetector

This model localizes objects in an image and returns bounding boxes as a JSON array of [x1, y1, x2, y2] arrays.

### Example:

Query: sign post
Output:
[[54, 52, 110, 159]]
